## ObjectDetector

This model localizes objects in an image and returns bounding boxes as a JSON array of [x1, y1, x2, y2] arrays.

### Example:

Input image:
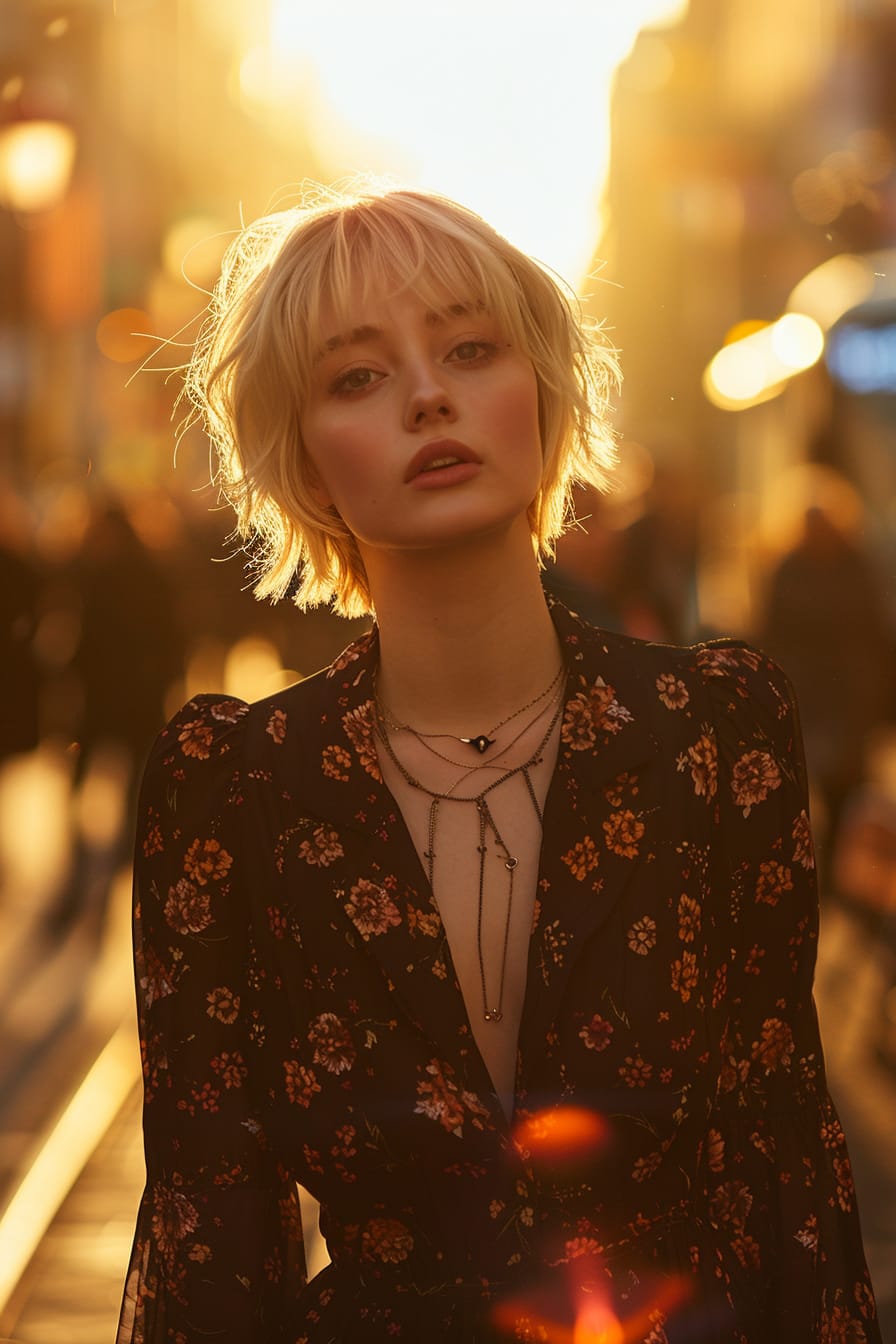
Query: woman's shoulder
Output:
[[147, 693, 251, 779], [567, 607, 792, 707], [564, 610, 799, 755]]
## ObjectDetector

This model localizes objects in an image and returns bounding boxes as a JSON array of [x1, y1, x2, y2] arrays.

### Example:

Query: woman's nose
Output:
[[403, 363, 457, 430]]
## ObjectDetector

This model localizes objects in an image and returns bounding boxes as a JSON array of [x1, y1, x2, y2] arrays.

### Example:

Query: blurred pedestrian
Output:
[[48, 495, 185, 932], [758, 472, 895, 861]]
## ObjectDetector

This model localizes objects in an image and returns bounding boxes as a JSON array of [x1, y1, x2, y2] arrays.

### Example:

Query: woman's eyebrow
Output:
[[315, 324, 383, 363], [314, 303, 481, 364]]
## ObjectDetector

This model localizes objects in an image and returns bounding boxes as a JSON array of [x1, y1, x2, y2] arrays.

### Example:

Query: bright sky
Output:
[[240, 1, 688, 290]]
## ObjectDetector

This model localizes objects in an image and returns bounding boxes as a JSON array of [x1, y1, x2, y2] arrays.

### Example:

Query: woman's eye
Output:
[[448, 340, 496, 364], [330, 366, 382, 396]]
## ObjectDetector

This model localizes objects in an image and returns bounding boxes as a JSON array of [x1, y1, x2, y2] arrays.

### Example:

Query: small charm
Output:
[[504, 857, 518, 871], [461, 734, 495, 753], [484, 1009, 503, 1022]]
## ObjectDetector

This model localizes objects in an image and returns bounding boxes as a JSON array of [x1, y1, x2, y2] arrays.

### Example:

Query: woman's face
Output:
[[299, 287, 543, 562]]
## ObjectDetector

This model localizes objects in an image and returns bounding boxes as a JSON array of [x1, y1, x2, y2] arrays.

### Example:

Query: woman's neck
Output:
[[365, 525, 563, 736]]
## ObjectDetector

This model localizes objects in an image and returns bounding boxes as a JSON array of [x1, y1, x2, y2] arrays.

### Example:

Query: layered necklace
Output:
[[374, 666, 566, 1023]]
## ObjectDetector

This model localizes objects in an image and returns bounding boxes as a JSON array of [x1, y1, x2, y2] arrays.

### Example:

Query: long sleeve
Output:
[[703, 644, 880, 1342], [118, 696, 305, 1344]]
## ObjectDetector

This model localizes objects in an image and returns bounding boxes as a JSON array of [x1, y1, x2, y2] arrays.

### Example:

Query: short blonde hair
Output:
[[184, 182, 620, 618]]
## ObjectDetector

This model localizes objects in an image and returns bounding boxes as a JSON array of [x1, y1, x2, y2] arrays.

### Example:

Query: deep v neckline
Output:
[[371, 704, 565, 1129]]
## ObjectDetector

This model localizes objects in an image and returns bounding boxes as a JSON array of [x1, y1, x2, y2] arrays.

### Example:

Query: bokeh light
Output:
[[704, 313, 824, 410], [95, 308, 157, 363], [0, 119, 76, 212]]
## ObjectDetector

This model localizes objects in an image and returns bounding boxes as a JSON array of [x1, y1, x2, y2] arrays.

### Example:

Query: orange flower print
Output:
[[151, 1184, 199, 1259], [361, 1217, 415, 1264], [183, 837, 233, 886], [711, 963, 728, 1009], [206, 986, 240, 1024], [321, 744, 352, 782], [749, 1129, 775, 1162], [644, 1312, 670, 1344], [677, 893, 701, 943], [834, 1155, 855, 1212], [283, 1060, 321, 1108], [307, 1012, 356, 1075], [297, 824, 344, 868], [143, 810, 164, 857], [755, 859, 793, 906], [177, 718, 215, 760], [855, 1281, 875, 1320], [590, 679, 633, 734], [266, 709, 287, 744], [676, 729, 718, 801], [341, 702, 382, 781], [343, 878, 402, 939], [407, 905, 440, 938], [792, 809, 815, 870], [210, 1050, 248, 1089], [794, 1214, 819, 1252], [603, 809, 644, 859], [820, 1116, 846, 1151], [414, 1058, 489, 1136], [415, 1060, 466, 1135], [730, 750, 781, 816], [560, 692, 597, 751], [671, 950, 699, 1002], [697, 646, 760, 678], [819, 1303, 867, 1343], [328, 638, 369, 674], [562, 1236, 604, 1261], [163, 879, 212, 935], [753, 1016, 794, 1072], [627, 915, 657, 955], [208, 698, 247, 723], [139, 943, 176, 1010], [562, 836, 599, 880], [656, 673, 689, 710], [633, 1151, 663, 1182], [709, 1178, 753, 1227], [706, 1128, 725, 1172], [618, 1055, 653, 1088], [578, 1013, 614, 1052]]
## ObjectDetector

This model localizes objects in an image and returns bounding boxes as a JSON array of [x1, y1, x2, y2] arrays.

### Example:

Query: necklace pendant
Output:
[[484, 1008, 503, 1023], [460, 733, 495, 754]]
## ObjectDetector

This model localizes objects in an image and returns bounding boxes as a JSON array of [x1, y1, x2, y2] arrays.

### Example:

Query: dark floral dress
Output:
[[117, 599, 880, 1343]]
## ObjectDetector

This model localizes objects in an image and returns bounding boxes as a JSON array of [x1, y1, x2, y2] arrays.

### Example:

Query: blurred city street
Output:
[[2, 0, 896, 1339]]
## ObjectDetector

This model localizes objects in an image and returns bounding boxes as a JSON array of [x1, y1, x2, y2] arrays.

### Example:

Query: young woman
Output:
[[118, 186, 879, 1343]]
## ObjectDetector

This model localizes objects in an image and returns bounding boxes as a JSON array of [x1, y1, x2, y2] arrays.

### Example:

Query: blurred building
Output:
[[597, 0, 896, 633]]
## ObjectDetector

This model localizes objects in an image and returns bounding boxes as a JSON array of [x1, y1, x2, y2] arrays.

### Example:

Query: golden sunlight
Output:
[[251, 0, 688, 289]]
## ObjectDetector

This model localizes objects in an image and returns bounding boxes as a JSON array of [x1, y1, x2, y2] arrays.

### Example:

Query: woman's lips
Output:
[[405, 438, 481, 484], [409, 460, 482, 490]]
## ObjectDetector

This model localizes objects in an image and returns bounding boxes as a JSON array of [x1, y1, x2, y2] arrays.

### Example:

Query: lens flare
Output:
[[574, 1297, 624, 1344], [514, 1106, 609, 1167], [491, 1266, 692, 1344]]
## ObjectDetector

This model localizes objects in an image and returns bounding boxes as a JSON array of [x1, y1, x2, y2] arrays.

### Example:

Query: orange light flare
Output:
[[513, 1106, 609, 1169], [574, 1295, 624, 1344], [491, 1269, 691, 1344]]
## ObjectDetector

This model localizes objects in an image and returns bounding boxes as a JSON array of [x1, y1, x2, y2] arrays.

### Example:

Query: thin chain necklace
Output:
[[376, 678, 565, 779], [375, 694, 565, 1023], [377, 662, 565, 754]]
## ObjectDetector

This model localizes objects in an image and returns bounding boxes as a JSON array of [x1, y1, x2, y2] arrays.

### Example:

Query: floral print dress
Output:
[[117, 598, 880, 1343]]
